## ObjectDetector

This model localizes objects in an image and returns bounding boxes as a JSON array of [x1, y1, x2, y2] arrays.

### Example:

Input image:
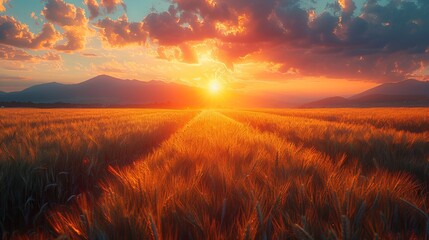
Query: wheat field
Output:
[[0, 108, 428, 239]]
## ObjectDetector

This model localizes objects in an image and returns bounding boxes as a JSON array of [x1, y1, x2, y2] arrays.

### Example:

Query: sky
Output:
[[0, 0, 429, 102]]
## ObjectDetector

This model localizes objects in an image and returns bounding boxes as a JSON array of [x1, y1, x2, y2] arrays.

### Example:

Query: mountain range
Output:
[[0, 75, 206, 107], [1, 76, 428, 108], [302, 79, 429, 108]]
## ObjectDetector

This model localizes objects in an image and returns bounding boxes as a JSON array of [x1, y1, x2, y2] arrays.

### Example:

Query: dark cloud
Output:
[[140, 0, 429, 81], [4, 0, 428, 82], [85, 0, 100, 19]]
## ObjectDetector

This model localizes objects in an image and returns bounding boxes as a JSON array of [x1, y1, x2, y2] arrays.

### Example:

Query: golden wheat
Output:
[[1, 108, 428, 239]]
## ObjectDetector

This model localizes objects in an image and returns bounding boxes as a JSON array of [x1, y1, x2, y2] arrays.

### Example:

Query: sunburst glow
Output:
[[209, 80, 221, 94]]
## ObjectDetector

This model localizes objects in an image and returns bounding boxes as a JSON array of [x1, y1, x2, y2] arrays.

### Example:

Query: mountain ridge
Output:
[[302, 79, 429, 108], [0, 75, 206, 107], [351, 79, 429, 99]]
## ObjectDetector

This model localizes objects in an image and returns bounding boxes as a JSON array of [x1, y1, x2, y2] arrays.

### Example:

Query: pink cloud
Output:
[[97, 15, 146, 46], [100, 0, 126, 14]]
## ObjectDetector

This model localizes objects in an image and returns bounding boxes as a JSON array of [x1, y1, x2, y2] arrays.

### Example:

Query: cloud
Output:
[[137, 0, 429, 81], [179, 43, 198, 64], [4, 0, 429, 82], [100, 0, 126, 14], [84, 0, 126, 19], [0, 44, 62, 61], [85, 0, 100, 19], [55, 27, 86, 51], [0, 16, 61, 49], [156, 44, 199, 64], [40, 52, 62, 61], [97, 15, 146, 46], [0, 0, 9, 12], [337, 0, 356, 21], [30, 12, 40, 26], [82, 53, 97, 57], [143, 11, 195, 46], [42, 0, 89, 51], [42, 0, 87, 27], [0, 44, 33, 61]]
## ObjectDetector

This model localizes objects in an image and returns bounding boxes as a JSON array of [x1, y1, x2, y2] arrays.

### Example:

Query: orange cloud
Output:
[[338, 0, 355, 14], [179, 44, 198, 64], [156, 44, 198, 64], [0, 16, 61, 49], [0, 44, 61, 61], [55, 28, 86, 51], [0, 44, 33, 61], [42, 0, 89, 51], [0, 0, 9, 12]]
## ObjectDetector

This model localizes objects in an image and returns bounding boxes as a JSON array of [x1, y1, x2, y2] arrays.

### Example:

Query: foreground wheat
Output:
[[42, 110, 429, 239]]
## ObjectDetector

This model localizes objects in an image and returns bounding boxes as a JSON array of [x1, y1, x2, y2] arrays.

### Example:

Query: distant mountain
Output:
[[351, 79, 429, 99], [301, 97, 351, 108], [302, 79, 429, 108], [0, 75, 206, 107]]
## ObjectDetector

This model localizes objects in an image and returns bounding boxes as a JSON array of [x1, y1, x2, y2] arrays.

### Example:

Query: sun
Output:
[[209, 80, 221, 94]]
